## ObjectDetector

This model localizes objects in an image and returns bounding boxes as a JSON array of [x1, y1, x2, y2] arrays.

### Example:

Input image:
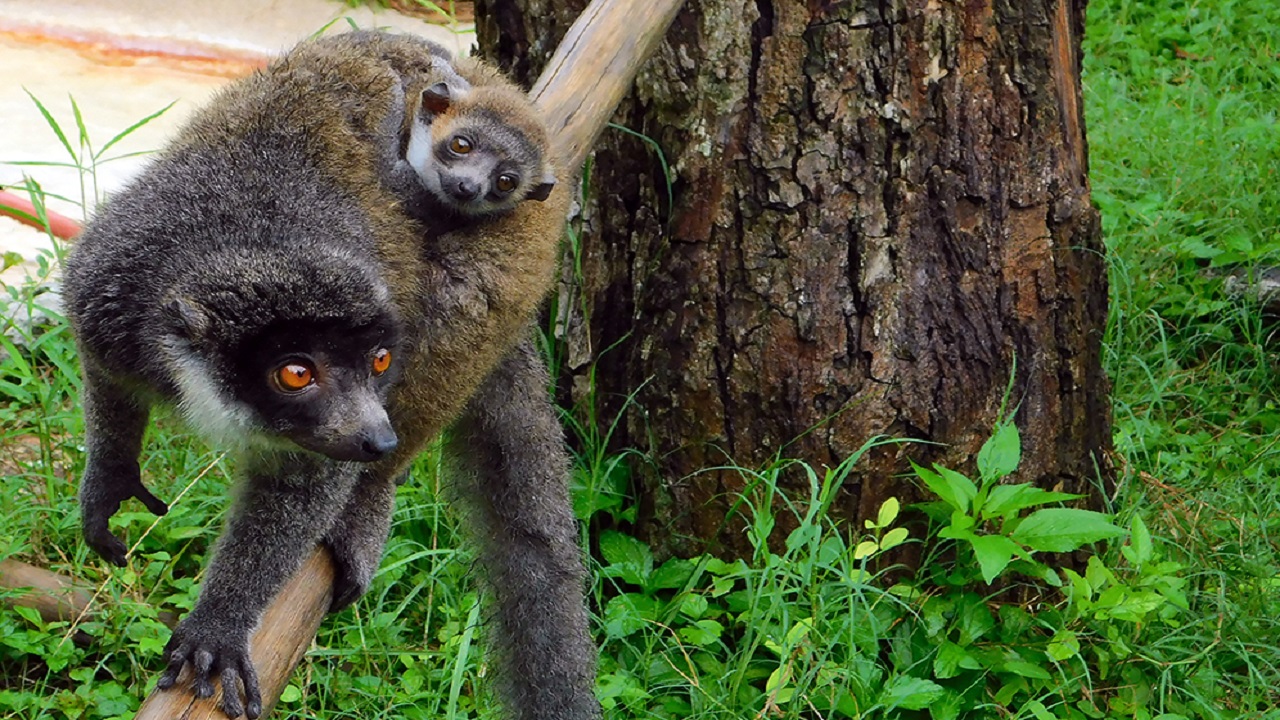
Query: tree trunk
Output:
[[477, 0, 1111, 559]]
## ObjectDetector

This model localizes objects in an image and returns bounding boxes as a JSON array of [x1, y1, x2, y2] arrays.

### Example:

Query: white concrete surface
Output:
[[0, 0, 474, 285]]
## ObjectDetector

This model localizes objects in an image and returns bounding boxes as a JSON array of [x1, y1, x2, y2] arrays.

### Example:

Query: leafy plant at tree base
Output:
[[914, 421, 1126, 587], [906, 423, 1205, 719]]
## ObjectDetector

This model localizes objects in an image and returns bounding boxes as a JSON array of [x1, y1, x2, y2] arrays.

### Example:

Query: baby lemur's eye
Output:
[[449, 136, 473, 155], [274, 362, 315, 392], [495, 174, 518, 194], [372, 348, 392, 376]]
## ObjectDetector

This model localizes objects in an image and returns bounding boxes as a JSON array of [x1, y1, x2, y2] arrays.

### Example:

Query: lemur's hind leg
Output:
[[445, 337, 601, 720]]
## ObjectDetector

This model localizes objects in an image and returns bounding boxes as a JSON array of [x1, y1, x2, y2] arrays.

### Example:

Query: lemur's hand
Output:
[[80, 461, 168, 566], [158, 613, 262, 719]]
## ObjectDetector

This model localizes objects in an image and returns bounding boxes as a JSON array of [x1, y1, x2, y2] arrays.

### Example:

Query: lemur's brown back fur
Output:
[[172, 31, 567, 476]]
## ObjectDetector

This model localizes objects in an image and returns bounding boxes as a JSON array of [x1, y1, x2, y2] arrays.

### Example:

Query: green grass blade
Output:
[[69, 94, 92, 156], [445, 598, 481, 719], [96, 101, 176, 158], [22, 89, 77, 162]]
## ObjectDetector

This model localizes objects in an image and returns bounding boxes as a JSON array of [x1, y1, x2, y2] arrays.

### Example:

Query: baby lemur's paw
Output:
[[157, 615, 261, 719], [80, 463, 169, 566]]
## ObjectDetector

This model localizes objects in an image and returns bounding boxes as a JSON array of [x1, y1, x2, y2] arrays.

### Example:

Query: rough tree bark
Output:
[[477, 0, 1110, 558]]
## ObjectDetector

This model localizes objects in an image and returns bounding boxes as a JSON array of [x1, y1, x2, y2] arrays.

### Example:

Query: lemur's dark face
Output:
[[231, 316, 402, 462], [164, 273, 403, 463]]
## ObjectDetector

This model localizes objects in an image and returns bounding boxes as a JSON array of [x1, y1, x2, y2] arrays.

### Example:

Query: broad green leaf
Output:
[[1096, 588, 1167, 623], [933, 641, 978, 679], [854, 540, 879, 560], [1128, 514, 1153, 566], [1011, 509, 1126, 552], [598, 531, 653, 586], [816, 535, 846, 568], [938, 510, 976, 541], [678, 593, 708, 619], [930, 690, 965, 720], [1062, 568, 1093, 607], [785, 523, 820, 553], [677, 619, 723, 646], [784, 617, 814, 647], [977, 422, 1021, 482], [980, 484, 1080, 521], [912, 461, 972, 513], [765, 666, 795, 703], [998, 660, 1051, 680], [956, 593, 995, 645], [599, 530, 652, 567], [703, 557, 747, 576], [879, 675, 945, 711], [13, 605, 42, 627], [1046, 630, 1080, 661], [936, 465, 978, 512], [967, 534, 1021, 584], [1008, 559, 1061, 587], [1025, 700, 1056, 720], [879, 527, 909, 551], [877, 497, 900, 528], [602, 594, 655, 639], [710, 576, 735, 597], [650, 557, 695, 589]]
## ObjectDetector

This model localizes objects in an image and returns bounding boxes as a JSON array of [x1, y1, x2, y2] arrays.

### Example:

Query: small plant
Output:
[[914, 421, 1126, 587]]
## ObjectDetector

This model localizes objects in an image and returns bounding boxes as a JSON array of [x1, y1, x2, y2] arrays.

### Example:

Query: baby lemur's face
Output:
[[163, 260, 402, 462], [406, 84, 555, 217]]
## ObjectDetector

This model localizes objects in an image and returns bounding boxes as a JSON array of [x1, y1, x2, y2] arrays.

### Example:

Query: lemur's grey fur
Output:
[[65, 30, 598, 720]]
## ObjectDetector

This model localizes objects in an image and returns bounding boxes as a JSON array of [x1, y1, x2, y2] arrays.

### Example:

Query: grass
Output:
[[4, 0, 1280, 717]]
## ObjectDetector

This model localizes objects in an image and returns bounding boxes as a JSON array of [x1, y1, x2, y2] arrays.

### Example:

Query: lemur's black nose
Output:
[[360, 428, 398, 460], [451, 179, 481, 201]]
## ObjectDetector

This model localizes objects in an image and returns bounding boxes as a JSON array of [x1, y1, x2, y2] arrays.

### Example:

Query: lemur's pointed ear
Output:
[[165, 298, 210, 341], [528, 169, 557, 202], [421, 83, 453, 116]]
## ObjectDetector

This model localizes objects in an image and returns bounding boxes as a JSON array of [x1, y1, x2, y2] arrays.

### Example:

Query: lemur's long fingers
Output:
[[219, 665, 244, 719], [240, 656, 262, 720], [192, 648, 216, 699], [156, 641, 191, 690]]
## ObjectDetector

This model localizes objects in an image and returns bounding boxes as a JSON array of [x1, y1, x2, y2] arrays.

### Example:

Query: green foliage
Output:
[[918, 422, 1124, 585]]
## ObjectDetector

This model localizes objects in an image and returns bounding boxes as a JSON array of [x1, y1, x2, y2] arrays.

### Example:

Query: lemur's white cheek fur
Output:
[[405, 119, 444, 196]]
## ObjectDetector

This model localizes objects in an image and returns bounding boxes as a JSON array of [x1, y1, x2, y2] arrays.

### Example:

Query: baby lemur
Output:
[[404, 66, 556, 217], [67, 30, 598, 720]]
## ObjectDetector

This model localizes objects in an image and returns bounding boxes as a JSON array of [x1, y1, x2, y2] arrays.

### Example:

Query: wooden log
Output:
[[136, 548, 334, 720], [531, 0, 684, 173], [132, 0, 683, 715], [0, 558, 94, 624]]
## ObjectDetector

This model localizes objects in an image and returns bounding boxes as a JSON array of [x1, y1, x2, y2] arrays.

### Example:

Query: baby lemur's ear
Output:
[[527, 170, 556, 202], [421, 83, 453, 116], [165, 298, 210, 341]]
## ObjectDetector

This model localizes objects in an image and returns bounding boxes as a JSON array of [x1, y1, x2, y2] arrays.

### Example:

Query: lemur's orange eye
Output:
[[372, 348, 392, 376], [449, 136, 472, 154], [495, 174, 518, 193], [275, 363, 315, 392]]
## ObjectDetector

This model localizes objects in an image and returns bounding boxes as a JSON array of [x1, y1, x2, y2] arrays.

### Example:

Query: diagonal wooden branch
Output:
[[532, 0, 685, 174], [135, 0, 682, 717]]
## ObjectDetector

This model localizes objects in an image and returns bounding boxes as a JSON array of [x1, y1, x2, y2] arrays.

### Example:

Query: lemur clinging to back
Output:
[[68, 30, 598, 720]]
